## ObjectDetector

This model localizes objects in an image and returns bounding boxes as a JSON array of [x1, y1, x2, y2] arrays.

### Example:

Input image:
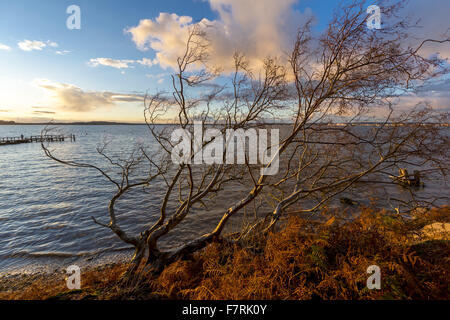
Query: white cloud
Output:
[[89, 58, 135, 69], [137, 57, 155, 66], [0, 43, 11, 51], [33, 79, 143, 112], [47, 41, 58, 47], [146, 72, 168, 84], [55, 50, 71, 55], [126, 0, 312, 72], [18, 40, 47, 51], [88, 57, 156, 69], [146, 72, 167, 79], [18, 40, 63, 52]]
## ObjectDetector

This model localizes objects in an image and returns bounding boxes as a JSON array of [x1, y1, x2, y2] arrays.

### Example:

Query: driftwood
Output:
[[390, 168, 424, 187]]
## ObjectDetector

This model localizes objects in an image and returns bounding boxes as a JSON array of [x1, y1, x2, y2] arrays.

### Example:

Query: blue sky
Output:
[[0, 0, 448, 122]]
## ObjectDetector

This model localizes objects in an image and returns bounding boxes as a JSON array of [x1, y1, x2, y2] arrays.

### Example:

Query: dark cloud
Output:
[[33, 110, 56, 115]]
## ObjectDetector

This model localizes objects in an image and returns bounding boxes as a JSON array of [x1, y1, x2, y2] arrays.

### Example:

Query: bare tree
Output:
[[42, 0, 449, 277]]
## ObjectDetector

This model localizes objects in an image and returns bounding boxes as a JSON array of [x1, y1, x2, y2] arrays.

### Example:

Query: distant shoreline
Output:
[[1, 121, 449, 126], [0, 121, 147, 126]]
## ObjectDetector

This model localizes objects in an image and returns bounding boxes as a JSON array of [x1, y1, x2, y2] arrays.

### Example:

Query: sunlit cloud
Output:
[[18, 40, 47, 51], [137, 57, 154, 67], [33, 79, 144, 112], [89, 58, 135, 69], [0, 43, 11, 51], [88, 57, 156, 69], [17, 40, 60, 52], [126, 0, 450, 75], [126, 0, 313, 72]]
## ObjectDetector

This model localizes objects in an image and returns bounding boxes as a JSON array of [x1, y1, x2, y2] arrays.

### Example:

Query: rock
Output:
[[340, 197, 358, 205], [415, 222, 450, 241]]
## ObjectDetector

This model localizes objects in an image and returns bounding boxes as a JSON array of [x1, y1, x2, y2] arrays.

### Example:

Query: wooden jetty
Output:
[[0, 134, 76, 146]]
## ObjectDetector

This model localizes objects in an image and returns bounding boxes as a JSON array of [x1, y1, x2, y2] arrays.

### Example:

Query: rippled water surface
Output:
[[0, 125, 448, 273], [0, 125, 225, 273]]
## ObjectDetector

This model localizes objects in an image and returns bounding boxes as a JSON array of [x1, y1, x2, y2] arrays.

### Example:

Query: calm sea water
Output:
[[0, 125, 448, 273]]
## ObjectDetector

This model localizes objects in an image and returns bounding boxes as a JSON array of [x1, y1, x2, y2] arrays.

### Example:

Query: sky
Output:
[[0, 0, 448, 123]]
